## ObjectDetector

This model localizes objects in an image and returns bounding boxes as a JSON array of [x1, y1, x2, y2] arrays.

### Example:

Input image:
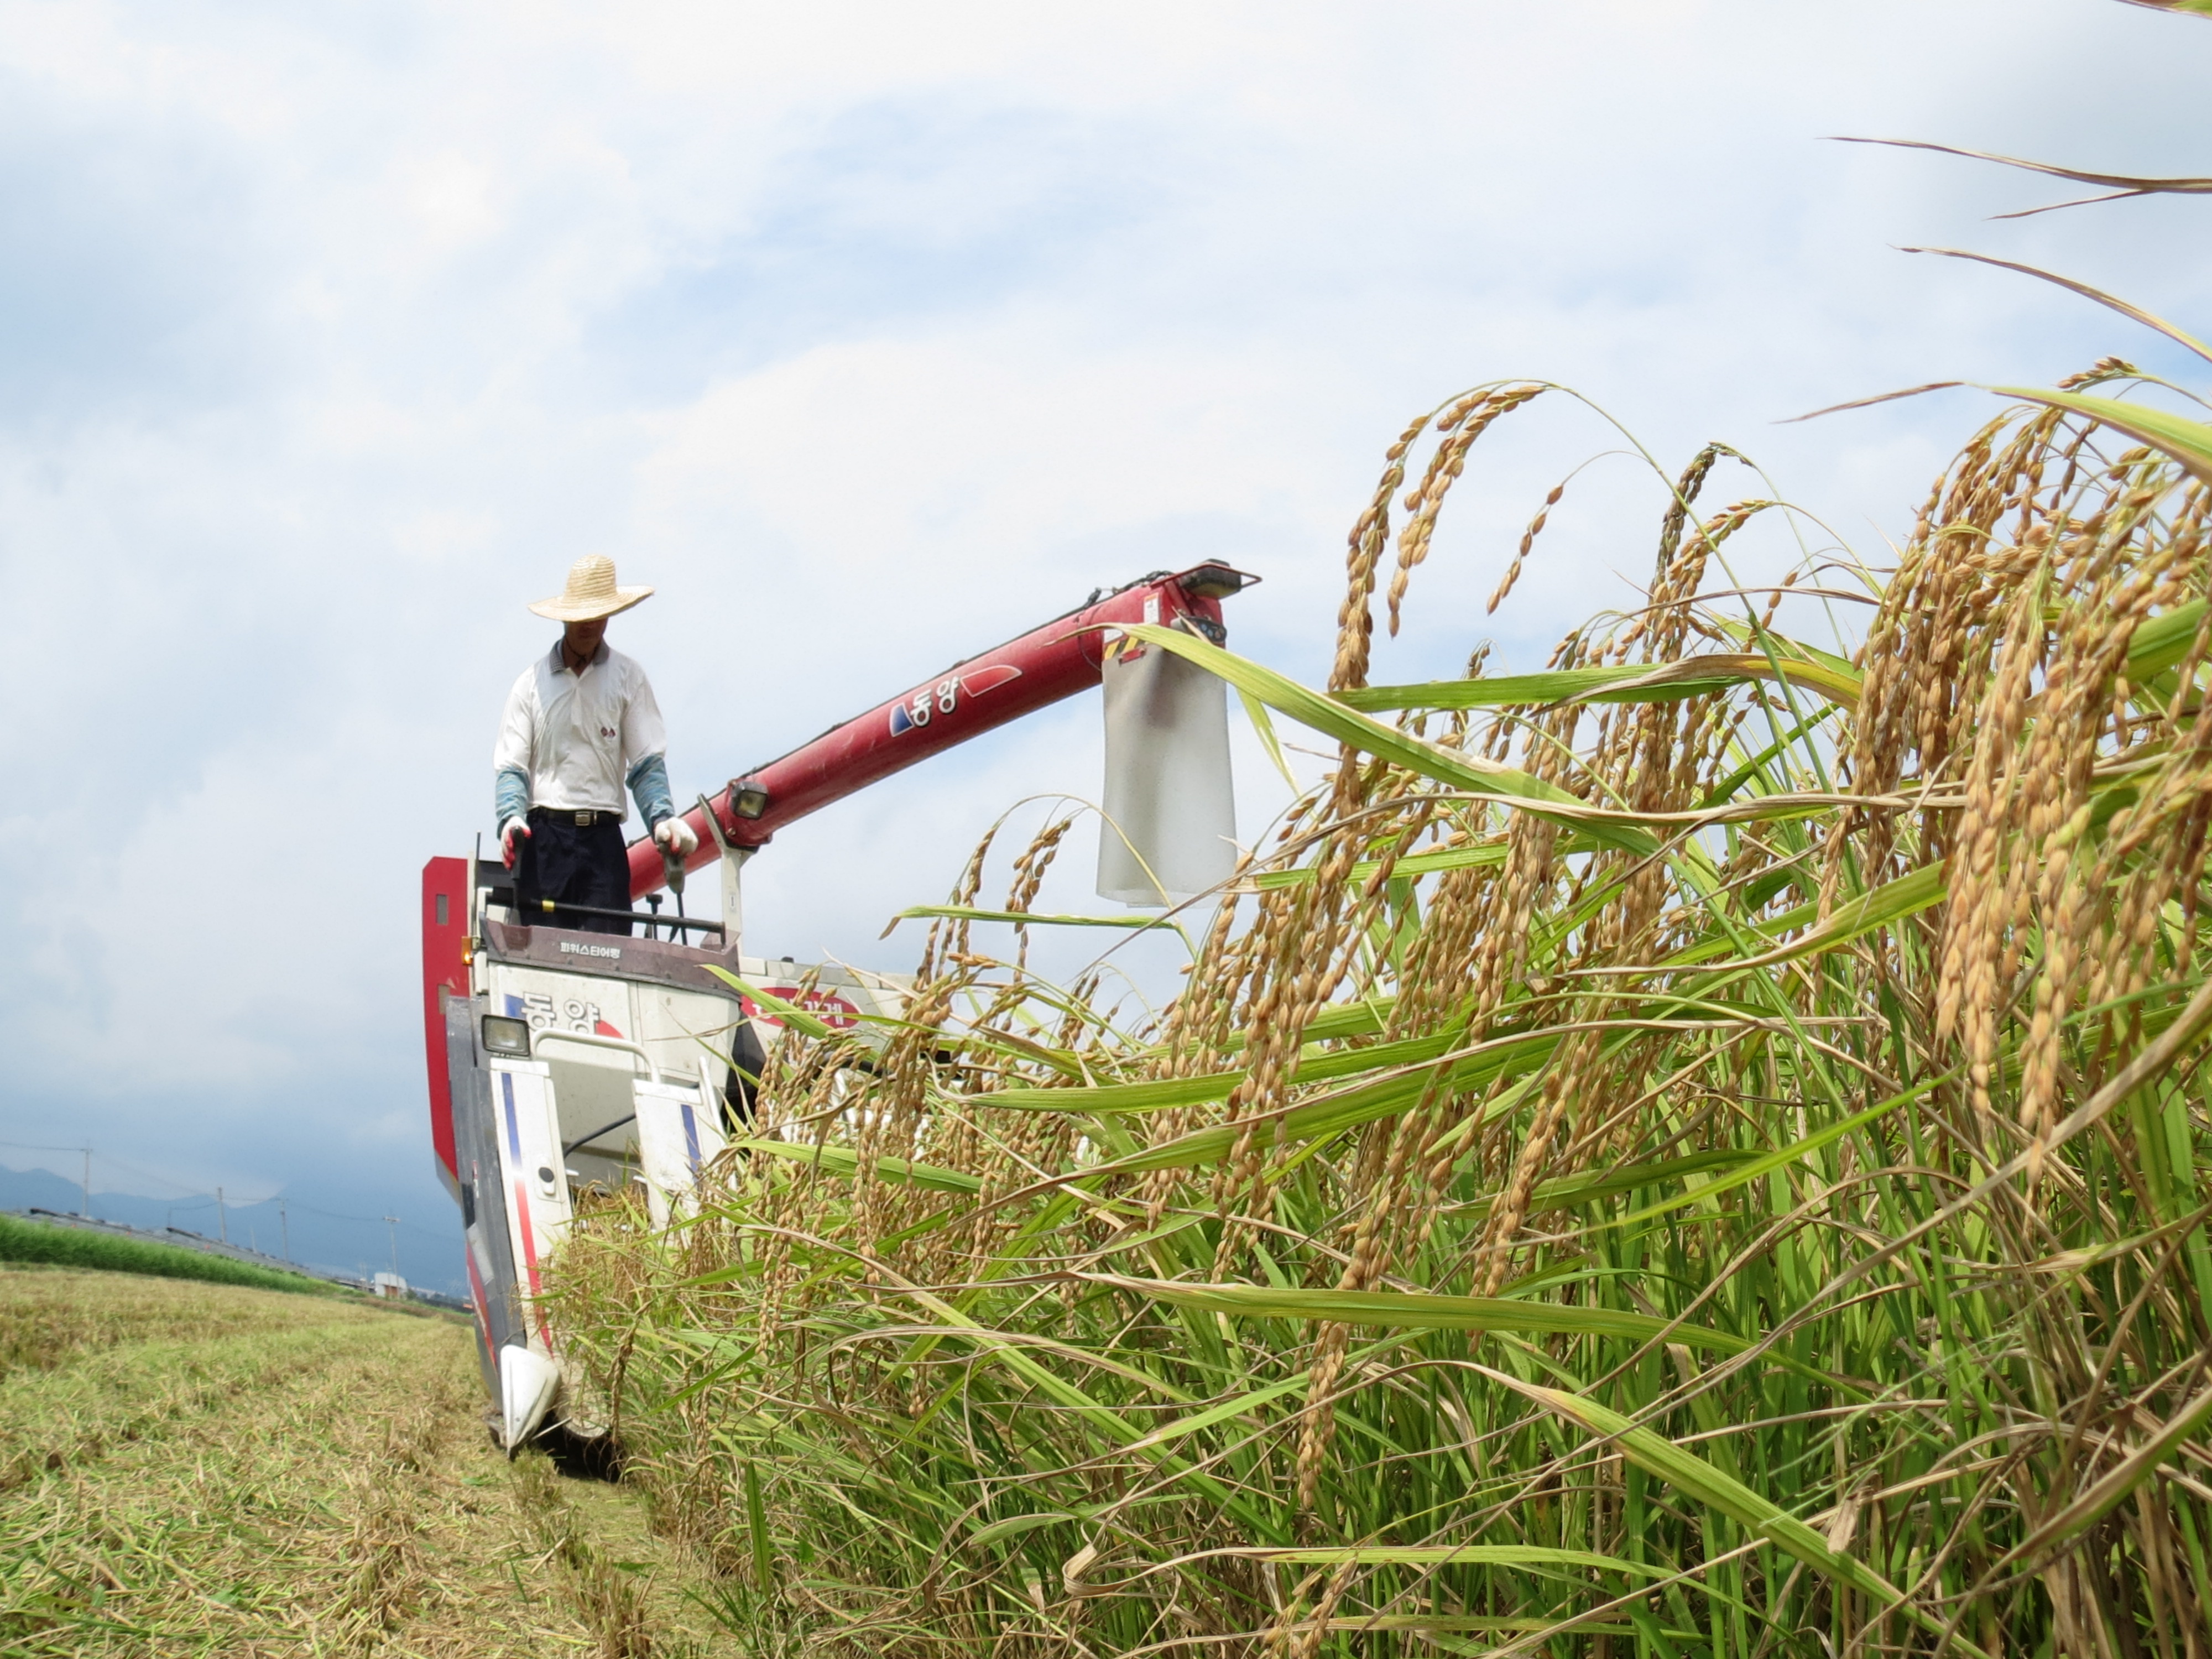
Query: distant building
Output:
[[372, 1271, 408, 1300]]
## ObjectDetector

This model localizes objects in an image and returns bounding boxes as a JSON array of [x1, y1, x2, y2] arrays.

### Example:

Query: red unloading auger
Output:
[[420, 561, 1249, 1198], [623, 562, 1251, 902]]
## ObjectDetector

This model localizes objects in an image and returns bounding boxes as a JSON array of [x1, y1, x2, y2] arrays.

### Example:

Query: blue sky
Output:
[[2, 0, 2206, 1290]]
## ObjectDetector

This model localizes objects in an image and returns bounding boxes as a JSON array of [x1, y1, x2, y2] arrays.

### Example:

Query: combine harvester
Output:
[[420, 564, 1252, 1452]]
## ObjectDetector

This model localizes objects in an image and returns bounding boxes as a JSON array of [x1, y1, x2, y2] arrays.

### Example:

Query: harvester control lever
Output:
[[562, 1113, 639, 1157], [661, 846, 687, 936]]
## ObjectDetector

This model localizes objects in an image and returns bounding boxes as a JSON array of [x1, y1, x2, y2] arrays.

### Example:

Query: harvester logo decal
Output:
[[888, 663, 1021, 735], [506, 992, 624, 1040]]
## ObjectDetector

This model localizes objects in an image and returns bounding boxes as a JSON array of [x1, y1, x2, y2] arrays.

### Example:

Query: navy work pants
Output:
[[516, 812, 633, 936]]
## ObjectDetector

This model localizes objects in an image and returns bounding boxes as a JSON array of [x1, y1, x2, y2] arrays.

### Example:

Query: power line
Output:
[[2, 1141, 226, 1200], [278, 1198, 451, 1237], [3, 1140, 453, 1240], [112, 1154, 269, 1199]]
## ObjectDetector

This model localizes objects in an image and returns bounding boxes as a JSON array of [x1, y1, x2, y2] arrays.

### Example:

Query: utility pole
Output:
[[382, 1215, 401, 1279], [80, 1149, 91, 1219], [216, 1187, 227, 1244], [279, 1197, 290, 1262]]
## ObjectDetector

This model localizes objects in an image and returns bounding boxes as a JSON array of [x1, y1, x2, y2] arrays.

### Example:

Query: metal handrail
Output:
[[517, 896, 726, 936], [531, 1028, 662, 1084]]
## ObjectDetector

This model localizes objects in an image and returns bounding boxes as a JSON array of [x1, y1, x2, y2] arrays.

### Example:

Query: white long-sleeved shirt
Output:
[[493, 641, 668, 821]]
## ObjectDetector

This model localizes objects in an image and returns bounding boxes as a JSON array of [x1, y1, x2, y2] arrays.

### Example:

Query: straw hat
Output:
[[528, 555, 654, 622]]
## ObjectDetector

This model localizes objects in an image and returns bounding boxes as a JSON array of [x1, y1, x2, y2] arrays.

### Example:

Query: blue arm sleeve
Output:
[[494, 766, 530, 827], [627, 753, 673, 830]]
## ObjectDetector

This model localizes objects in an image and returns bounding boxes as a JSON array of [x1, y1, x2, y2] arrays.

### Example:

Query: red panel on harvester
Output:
[[421, 857, 469, 1192]]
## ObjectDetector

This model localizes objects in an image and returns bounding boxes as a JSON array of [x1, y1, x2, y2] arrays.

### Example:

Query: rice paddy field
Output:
[[0, 1261, 741, 1657], [538, 356, 2212, 1659], [0, 1211, 346, 1297], [18, 159, 2212, 1659]]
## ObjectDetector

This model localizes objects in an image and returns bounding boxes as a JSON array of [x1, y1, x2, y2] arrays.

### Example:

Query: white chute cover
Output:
[[1096, 638, 1236, 906]]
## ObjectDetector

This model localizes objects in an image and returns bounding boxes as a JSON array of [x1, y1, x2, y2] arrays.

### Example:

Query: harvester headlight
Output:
[[481, 1015, 532, 1058], [728, 779, 770, 820]]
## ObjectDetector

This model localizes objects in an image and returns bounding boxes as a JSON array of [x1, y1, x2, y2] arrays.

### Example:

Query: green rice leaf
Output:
[[1338, 663, 1704, 711], [1241, 1545, 1672, 1575], [985, 1029, 1463, 1114], [1480, 1147, 1756, 1222], [1339, 651, 1861, 714], [706, 970, 843, 1040], [731, 1138, 983, 1193], [1248, 838, 1515, 891], [2124, 597, 2208, 681], [1488, 1369, 1991, 1659], [1750, 859, 1948, 966], [1083, 1029, 1562, 1175], [1118, 623, 1660, 855], [1100, 1276, 1755, 1357], [885, 1284, 1290, 1543], [1239, 685, 1302, 792], [1604, 1071, 1956, 1228], [1991, 387, 2212, 487], [987, 1070, 1243, 1114], [1708, 621, 1861, 681], [966, 1511, 1079, 1550], [1996, 1373, 2212, 1570], [1665, 862, 1947, 972]]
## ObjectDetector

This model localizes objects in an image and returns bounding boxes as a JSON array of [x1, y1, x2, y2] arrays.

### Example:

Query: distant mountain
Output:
[[0, 1164, 466, 1294]]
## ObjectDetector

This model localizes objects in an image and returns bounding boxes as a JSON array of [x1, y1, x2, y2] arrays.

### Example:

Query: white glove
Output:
[[499, 816, 531, 868], [654, 816, 698, 858]]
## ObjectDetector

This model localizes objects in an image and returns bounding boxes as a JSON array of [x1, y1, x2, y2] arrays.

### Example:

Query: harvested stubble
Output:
[[547, 368, 2212, 1659], [0, 1263, 737, 1656], [0, 1263, 473, 1653]]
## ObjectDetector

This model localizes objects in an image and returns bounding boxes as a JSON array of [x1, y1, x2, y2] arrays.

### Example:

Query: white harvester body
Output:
[[436, 884, 907, 1451]]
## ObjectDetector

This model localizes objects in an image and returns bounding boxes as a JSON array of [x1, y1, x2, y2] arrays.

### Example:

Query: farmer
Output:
[[493, 556, 698, 935]]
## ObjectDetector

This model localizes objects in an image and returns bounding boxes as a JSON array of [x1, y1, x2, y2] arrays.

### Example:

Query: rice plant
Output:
[[545, 327, 2212, 1658]]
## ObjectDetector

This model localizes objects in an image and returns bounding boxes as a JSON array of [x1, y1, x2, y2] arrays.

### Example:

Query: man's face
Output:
[[564, 617, 608, 660]]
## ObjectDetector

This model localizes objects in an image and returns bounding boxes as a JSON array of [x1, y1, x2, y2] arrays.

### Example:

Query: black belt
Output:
[[527, 806, 622, 827]]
